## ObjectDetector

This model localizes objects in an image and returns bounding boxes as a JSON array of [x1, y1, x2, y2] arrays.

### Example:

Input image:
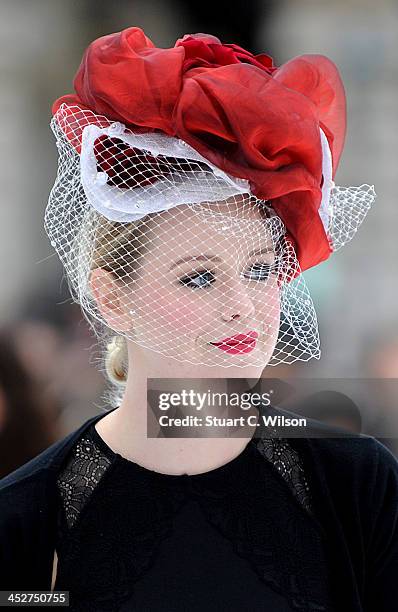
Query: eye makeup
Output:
[[178, 260, 276, 290]]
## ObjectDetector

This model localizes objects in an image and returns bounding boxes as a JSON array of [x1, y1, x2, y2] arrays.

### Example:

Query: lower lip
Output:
[[210, 340, 257, 354]]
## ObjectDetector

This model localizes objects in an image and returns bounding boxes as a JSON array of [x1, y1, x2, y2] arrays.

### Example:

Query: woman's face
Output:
[[115, 198, 281, 377]]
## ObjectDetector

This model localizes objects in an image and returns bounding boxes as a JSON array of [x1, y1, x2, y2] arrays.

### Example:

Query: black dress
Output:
[[54, 423, 334, 611]]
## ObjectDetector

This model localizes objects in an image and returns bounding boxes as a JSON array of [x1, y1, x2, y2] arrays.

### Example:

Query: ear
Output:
[[89, 268, 132, 332]]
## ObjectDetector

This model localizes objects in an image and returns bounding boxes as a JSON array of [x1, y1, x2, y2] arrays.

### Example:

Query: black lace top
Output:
[[54, 423, 334, 611]]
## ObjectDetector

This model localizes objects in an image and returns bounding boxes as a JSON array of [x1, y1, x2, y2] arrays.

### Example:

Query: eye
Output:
[[179, 269, 215, 289], [243, 262, 274, 281]]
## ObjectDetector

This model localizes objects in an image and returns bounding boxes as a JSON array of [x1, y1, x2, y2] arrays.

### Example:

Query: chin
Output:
[[221, 363, 266, 380]]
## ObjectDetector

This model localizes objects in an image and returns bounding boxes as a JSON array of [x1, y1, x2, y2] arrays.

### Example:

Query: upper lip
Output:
[[210, 331, 258, 345]]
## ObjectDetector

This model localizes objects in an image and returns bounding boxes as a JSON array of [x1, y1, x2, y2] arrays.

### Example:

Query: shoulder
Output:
[[272, 402, 398, 514], [0, 412, 103, 498], [307, 434, 398, 486], [302, 434, 398, 543], [271, 403, 398, 485]]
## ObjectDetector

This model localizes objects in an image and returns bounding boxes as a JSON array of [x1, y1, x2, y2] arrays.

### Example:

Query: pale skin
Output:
[[88, 200, 280, 470], [52, 199, 281, 585]]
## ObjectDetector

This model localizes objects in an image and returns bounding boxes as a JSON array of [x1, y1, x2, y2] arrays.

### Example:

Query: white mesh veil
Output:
[[45, 105, 375, 369]]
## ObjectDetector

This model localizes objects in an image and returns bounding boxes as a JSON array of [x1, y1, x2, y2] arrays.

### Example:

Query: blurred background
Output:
[[1, 0, 397, 475]]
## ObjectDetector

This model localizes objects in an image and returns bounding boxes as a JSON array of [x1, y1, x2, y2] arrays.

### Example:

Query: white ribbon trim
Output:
[[80, 121, 337, 230], [80, 123, 250, 222], [318, 128, 335, 232]]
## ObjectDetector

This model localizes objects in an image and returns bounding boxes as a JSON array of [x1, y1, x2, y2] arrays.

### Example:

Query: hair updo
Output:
[[105, 335, 128, 385]]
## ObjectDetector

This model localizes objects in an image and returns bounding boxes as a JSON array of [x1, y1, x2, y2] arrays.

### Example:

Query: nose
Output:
[[220, 278, 256, 323]]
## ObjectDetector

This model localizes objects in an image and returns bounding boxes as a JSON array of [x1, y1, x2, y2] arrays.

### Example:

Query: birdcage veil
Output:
[[46, 106, 322, 369]]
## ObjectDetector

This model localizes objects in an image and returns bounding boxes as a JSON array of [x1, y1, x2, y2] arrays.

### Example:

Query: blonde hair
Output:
[[105, 335, 128, 385], [90, 214, 155, 389]]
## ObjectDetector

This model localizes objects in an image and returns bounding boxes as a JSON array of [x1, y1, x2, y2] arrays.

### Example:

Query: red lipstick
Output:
[[210, 331, 258, 354]]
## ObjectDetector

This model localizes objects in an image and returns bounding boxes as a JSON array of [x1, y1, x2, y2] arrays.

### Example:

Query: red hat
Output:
[[53, 27, 346, 271]]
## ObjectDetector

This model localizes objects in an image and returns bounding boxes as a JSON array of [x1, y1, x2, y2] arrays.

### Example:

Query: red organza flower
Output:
[[52, 27, 346, 271], [175, 33, 277, 75]]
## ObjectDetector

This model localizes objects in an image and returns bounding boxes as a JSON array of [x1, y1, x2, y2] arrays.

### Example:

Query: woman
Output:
[[1, 27, 396, 611]]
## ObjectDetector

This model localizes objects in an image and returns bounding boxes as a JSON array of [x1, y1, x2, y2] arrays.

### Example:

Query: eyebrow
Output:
[[169, 246, 274, 270]]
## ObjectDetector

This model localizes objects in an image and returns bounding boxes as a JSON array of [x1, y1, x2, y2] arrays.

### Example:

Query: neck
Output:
[[95, 347, 261, 475]]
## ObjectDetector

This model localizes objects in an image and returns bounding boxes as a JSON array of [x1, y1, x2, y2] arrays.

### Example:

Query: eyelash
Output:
[[179, 263, 275, 290]]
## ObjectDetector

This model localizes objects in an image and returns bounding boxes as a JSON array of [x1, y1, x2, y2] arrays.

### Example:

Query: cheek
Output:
[[252, 280, 281, 316], [268, 286, 281, 313], [137, 285, 214, 333], [268, 293, 281, 331]]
